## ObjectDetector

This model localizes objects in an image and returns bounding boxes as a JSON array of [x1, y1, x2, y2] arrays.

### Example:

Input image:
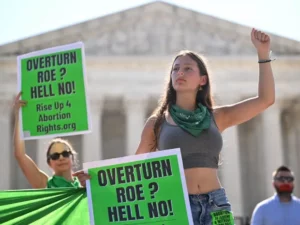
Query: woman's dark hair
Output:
[[151, 50, 214, 151], [46, 138, 78, 167]]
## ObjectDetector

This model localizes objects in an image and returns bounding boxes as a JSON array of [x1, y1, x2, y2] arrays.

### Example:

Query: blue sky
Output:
[[1, 0, 299, 46]]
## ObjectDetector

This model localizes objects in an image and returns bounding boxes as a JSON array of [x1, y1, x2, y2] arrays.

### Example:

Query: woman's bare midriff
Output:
[[184, 168, 222, 194]]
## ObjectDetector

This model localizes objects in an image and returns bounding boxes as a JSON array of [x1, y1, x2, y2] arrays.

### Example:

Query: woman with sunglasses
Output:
[[13, 92, 81, 189]]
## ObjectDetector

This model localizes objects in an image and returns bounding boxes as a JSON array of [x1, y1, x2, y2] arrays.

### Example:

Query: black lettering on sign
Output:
[[124, 165, 135, 183], [142, 160, 173, 179], [58, 81, 76, 95], [116, 166, 126, 184], [36, 103, 52, 112], [148, 200, 174, 218], [148, 182, 159, 199], [37, 124, 61, 134], [37, 69, 56, 83], [116, 187, 126, 203], [26, 51, 77, 71], [66, 100, 72, 108], [31, 85, 55, 99], [161, 159, 173, 176], [98, 170, 108, 186], [38, 112, 71, 122], [211, 210, 235, 225], [60, 67, 67, 80], [133, 164, 142, 181], [108, 206, 118, 222], [54, 101, 64, 111], [108, 205, 144, 222], [115, 184, 145, 203], [96, 159, 173, 186]]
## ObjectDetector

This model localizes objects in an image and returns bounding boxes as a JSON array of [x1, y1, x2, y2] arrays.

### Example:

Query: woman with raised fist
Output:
[[75, 28, 275, 225]]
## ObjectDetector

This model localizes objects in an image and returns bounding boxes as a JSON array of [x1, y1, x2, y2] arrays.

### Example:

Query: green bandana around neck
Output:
[[47, 175, 81, 188], [169, 103, 211, 136]]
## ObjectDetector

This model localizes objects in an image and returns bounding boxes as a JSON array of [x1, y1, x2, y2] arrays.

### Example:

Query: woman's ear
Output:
[[200, 75, 207, 86]]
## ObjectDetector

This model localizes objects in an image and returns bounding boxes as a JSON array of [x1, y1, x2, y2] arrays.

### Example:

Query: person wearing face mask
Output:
[[250, 166, 300, 225]]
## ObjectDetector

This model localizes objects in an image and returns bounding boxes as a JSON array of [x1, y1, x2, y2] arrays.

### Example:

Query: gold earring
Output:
[[199, 86, 202, 91]]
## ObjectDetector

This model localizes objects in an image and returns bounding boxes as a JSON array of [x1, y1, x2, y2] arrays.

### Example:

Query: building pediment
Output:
[[1, 1, 300, 56]]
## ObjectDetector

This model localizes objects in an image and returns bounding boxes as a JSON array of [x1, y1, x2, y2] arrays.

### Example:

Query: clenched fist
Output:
[[251, 28, 271, 57]]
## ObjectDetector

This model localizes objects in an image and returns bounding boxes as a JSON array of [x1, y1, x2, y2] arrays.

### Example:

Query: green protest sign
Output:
[[83, 148, 193, 225], [211, 211, 235, 225], [17, 42, 91, 140]]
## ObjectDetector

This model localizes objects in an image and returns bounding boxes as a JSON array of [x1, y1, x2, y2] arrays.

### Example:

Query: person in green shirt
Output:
[[13, 92, 81, 189]]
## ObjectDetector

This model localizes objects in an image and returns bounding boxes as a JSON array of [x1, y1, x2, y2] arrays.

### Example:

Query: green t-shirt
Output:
[[47, 175, 81, 188]]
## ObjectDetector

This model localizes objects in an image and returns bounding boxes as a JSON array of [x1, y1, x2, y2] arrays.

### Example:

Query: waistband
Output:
[[189, 188, 226, 201]]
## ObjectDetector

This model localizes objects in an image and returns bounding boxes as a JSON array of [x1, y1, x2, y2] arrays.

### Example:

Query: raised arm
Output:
[[13, 92, 49, 189], [214, 28, 275, 132]]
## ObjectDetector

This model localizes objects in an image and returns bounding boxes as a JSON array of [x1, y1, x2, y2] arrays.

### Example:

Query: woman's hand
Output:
[[251, 28, 271, 58], [73, 170, 91, 187], [14, 91, 27, 117]]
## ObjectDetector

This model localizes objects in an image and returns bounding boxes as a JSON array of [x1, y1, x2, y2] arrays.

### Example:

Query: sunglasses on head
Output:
[[48, 150, 72, 161], [274, 176, 294, 183]]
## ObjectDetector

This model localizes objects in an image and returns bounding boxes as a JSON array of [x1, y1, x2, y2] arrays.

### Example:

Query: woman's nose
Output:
[[177, 70, 184, 76]]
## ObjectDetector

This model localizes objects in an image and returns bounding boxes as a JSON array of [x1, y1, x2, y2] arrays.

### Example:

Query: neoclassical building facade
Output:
[[1, 1, 300, 219]]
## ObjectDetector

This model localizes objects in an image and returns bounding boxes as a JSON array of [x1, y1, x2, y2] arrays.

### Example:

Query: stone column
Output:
[[221, 125, 244, 216], [37, 138, 53, 176], [261, 103, 284, 197], [82, 98, 103, 163], [280, 105, 299, 195], [291, 104, 300, 196], [124, 95, 148, 156], [0, 102, 12, 190]]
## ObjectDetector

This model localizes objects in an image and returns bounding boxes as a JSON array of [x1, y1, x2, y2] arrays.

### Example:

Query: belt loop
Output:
[[208, 192, 214, 205]]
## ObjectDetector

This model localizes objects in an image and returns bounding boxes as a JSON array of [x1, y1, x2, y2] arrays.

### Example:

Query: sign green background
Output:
[[88, 155, 190, 225], [20, 48, 88, 137]]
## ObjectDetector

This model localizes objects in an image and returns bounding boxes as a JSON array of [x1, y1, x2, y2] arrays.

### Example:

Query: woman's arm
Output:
[[13, 92, 49, 188], [214, 28, 275, 132], [135, 116, 156, 154], [74, 116, 157, 187]]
